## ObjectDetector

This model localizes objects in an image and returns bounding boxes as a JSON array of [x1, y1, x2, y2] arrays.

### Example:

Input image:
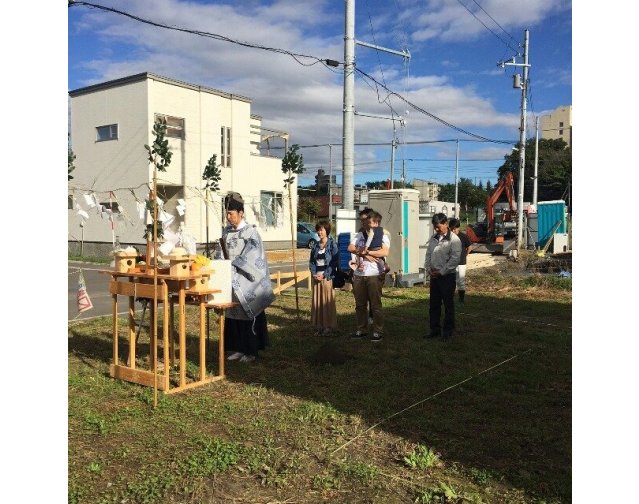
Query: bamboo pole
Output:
[[205, 187, 210, 257], [145, 189, 153, 272], [152, 169, 159, 408], [287, 184, 300, 318]]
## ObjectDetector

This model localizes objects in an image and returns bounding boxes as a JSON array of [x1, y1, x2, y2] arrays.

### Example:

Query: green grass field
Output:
[[68, 263, 571, 503]]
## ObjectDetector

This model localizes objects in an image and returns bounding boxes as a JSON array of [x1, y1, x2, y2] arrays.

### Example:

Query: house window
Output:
[[260, 191, 282, 226], [68, 195, 73, 210], [96, 124, 118, 142], [154, 114, 185, 139], [221, 126, 231, 167], [559, 121, 564, 135], [100, 201, 120, 213]]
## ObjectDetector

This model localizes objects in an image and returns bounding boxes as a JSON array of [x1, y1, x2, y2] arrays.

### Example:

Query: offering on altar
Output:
[[114, 247, 138, 273], [167, 253, 192, 277]]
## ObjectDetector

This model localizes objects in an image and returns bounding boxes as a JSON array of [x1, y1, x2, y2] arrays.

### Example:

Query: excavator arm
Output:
[[486, 172, 515, 235]]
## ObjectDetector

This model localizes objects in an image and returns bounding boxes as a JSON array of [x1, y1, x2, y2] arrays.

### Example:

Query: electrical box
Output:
[[336, 209, 357, 236], [367, 189, 420, 277], [418, 214, 434, 270], [552, 233, 569, 254]]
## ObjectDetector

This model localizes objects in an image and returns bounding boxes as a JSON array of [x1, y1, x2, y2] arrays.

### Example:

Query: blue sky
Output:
[[68, 0, 572, 187]]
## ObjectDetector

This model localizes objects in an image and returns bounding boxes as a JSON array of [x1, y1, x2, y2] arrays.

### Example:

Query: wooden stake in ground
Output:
[[281, 144, 305, 319]]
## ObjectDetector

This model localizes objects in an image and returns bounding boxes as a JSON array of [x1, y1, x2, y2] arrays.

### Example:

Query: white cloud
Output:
[[69, 0, 568, 183], [403, 0, 570, 44]]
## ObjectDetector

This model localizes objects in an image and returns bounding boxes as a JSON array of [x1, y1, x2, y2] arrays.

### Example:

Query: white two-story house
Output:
[[68, 72, 296, 255]]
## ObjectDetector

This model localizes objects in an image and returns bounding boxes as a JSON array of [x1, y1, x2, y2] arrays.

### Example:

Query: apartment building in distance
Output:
[[68, 72, 295, 255], [540, 105, 572, 148], [412, 179, 440, 202]]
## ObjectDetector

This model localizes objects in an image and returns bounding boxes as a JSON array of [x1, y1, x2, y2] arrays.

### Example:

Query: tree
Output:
[[432, 178, 489, 219], [143, 118, 173, 240], [298, 197, 321, 222], [282, 144, 305, 318], [202, 154, 221, 192], [143, 116, 174, 409], [437, 183, 455, 202], [68, 147, 76, 181], [365, 179, 413, 189], [497, 138, 571, 203], [202, 154, 222, 256]]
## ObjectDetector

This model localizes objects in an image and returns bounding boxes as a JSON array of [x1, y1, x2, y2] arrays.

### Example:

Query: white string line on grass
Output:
[[330, 348, 533, 455], [68, 310, 142, 325], [459, 311, 571, 329]]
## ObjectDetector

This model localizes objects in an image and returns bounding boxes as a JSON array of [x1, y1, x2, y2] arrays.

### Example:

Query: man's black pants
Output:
[[429, 273, 456, 335]]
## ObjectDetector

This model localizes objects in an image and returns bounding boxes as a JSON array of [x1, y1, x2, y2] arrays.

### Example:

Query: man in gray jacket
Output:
[[425, 213, 462, 339]]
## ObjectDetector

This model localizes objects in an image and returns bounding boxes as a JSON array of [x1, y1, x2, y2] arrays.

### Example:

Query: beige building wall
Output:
[[69, 79, 150, 245], [69, 73, 295, 251], [540, 105, 572, 148]]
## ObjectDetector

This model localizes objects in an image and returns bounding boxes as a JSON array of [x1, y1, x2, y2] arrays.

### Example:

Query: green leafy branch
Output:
[[142, 199, 164, 240], [202, 154, 221, 192], [144, 118, 173, 173], [68, 147, 76, 181], [143, 118, 172, 241], [281, 144, 304, 187]]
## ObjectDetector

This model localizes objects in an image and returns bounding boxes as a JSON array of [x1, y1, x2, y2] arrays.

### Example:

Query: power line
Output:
[[263, 138, 517, 150], [71, 1, 515, 147], [469, 0, 518, 47], [69, 1, 335, 69], [454, 0, 519, 54], [355, 68, 513, 144]]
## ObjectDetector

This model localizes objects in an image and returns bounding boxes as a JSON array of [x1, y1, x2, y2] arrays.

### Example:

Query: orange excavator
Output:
[[466, 172, 517, 254]]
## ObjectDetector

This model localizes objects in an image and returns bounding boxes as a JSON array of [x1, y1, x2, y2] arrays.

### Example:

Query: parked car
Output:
[[297, 222, 319, 248]]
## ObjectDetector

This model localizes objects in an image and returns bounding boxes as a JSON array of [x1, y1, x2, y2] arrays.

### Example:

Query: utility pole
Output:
[[328, 144, 333, 224], [342, 0, 355, 210], [342, 0, 410, 209], [533, 115, 539, 207], [354, 111, 405, 190], [400, 159, 406, 188], [500, 29, 530, 250], [454, 139, 459, 218], [390, 122, 397, 189]]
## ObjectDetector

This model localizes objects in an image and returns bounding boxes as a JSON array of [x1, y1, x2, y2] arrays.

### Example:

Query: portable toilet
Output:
[[368, 189, 421, 286], [337, 232, 355, 271], [537, 200, 567, 248]]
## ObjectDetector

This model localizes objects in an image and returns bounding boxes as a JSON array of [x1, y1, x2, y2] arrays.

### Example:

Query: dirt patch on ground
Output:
[[466, 252, 502, 270]]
